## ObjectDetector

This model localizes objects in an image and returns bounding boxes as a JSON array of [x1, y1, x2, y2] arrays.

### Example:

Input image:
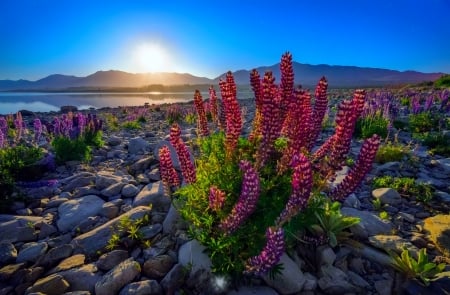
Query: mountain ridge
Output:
[[0, 62, 445, 91]]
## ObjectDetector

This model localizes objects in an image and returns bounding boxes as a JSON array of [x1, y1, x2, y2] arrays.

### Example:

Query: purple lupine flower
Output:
[[170, 124, 196, 184], [14, 112, 24, 141], [438, 89, 449, 112], [33, 118, 43, 143], [159, 145, 180, 190], [0, 116, 8, 137], [219, 160, 260, 234], [424, 94, 434, 111], [245, 227, 285, 276], [209, 186, 226, 212], [330, 134, 381, 201], [411, 95, 421, 114], [0, 128, 5, 148], [277, 153, 313, 225]]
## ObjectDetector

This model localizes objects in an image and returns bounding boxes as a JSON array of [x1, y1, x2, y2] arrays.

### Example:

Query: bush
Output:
[[414, 132, 450, 157], [372, 176, 433, 203], [408, 112, 439, 133], [122, 121, 142, 130], [354, 114, 389, 139], [51, 136, 92, 164], [375, 142, 410, 163]]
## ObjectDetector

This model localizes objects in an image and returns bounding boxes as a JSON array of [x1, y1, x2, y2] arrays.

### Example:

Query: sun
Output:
[[133, 43, 169, 73]]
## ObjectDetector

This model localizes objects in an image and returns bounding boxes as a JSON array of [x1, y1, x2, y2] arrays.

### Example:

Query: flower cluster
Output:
[[209, 186, 226, 212], [0, 128, 5, 148], [159, 145, 180, 191], [245, 227, 285, 275], [330, 134, 381, 200], [249, 69, 263, 141], [308, 76, 329, 149], [209, 86, 219, 127], [169, 124, 196, 184], [219, 160, 260, 234], [194, 90, 209, 137], [33, 118, 43, 143], [13, 112, 26, 142]]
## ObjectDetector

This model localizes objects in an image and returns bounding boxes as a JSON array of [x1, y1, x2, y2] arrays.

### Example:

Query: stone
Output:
[[153, 140, 181, 169], [37, 244, 73, 267], [97, 250, 129, 271], [435, 190, 450, 203], [108, 135, 122, 146], [95, 258, 141, 295], [372, 188, 402, 205], [72, 186, 101, 199], [128, 137, 150, 154], [25, 274, 69, 295], [342, 193, 361, 209], [318, 264, 359, 294], [341, 207, 394, 237], [148, 168, 161, 181], [0, 215, 42, 243], [226, 286, 278, 295], [423, 214, 450, 257], [57, 195, 105, 233], [347, 271, 370, 288], [0, 263, 25, 282], [369, 235, 419, 257], [119, 280, 162, 295], [417, 173, 447, 190], [0, 242, 17, 265], [95, 172, 123, 190], [49, 254, 85, 273], [178, 239, 212, 276], [38, 222, 58, 240], [133, 181, 169, 211], [302, 272, 318, 291], [160, 263, 186, 293], [143, 255, 175, 279], [58, 264, 101, 293], [63, 175, 96, 192], [121, 184, 140, 198], [399, 212, 415, 223], [46, 197, 69, 208], [139, 224, 162, 240], [128, 157, 155, 175], [374, 278, 393, 295], [99, 202, 119, 219], [317, 245, 336, 266], [263, 253, 306, 295], [163, 204, 183, 234], [101, 182, 125, 198], [17, 242, 48, 263], [71, 206, 152, 255]]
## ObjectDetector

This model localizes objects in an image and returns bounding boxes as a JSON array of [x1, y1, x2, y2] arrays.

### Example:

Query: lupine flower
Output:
[[279, 52, 294, 120], [0, 128, 5, 148], [245, 226, 285, 276], [33, 118, 43, 143], [249, 69, 263, 141], [159, 145, 180, 190], [277, 153, 313, 225], [330, 134, 381, 201], [424, 94, 434, 112], [411, 95, 421, 114], [14, 112, 25, 141], [308, 76, 328, 149], [209, 186, 226, 212], [220, 160, 260, 234], [438, 89, 449, 112], [169, 124, 196, 184], [0, 116, 8, 137], [209, 86, 219, 126], [194, 90, 209, 136]]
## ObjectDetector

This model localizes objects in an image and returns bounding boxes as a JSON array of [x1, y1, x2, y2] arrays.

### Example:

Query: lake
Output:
[[0, 91, 255, 115]]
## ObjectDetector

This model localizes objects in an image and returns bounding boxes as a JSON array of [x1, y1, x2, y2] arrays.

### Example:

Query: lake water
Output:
[[0, 91, 220, 115]]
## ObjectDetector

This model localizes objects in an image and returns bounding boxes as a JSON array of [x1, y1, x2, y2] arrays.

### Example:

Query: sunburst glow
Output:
[[133, 43, 169, 73]]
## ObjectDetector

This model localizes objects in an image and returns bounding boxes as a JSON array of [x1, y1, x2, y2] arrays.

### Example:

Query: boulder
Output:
[[423, 214, 450, 257], [56, 195, 105, 233], [133, 181, 169, 211], [95, 258, 141, 295], [263, 253, 306, 294], [372, 188, 402, 206]]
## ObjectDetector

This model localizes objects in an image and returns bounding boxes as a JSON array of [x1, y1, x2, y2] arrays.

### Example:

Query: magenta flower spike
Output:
[[0, 128, 5, 148], [209, 86, 219, 126], [209, 186, 226, 212], [219, 160, 260, 234], [33, 118, 43, 143], [159, 145, 180, 189], [245, 226, 285, 276], [169, 124, 196, 184], [0, 117, 8, 137], [194, 90, 209, 137], [330, 134, 381, 201], [308, 77, 328, 149]]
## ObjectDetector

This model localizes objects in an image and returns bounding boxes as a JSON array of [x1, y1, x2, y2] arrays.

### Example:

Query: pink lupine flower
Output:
[[279, 52, 294, 121], [0, 117, 8, 137], [33, 118, 43, 143], [209, 86, 219, 126], [308, 76, 328, 149], [159, 145, 181, 190], [194, 90, 209, 137], [277, 153, 313, 225], [245, 226, 285, 276], [14, 112, 25, 141], [219, 160, 260, 234], [330, 134, 381, 201], [209, 186, 226, 212], [249, 69, 263, 141], [169, 124, 196, 184]]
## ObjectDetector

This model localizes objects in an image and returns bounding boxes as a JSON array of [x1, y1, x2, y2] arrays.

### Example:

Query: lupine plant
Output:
[[159, 53, 381, 277]]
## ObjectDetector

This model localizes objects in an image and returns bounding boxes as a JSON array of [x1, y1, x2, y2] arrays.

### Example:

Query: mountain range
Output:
[[0, 62, 445, 91]]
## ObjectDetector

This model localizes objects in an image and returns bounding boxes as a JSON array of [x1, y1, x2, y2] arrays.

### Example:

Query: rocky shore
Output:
[[1, 100, 449, 295]]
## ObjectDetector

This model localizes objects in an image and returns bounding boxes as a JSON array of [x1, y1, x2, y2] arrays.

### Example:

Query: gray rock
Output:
[[374, 278, 393, 295], [128, 137, 150, 154], [317, 245, 336, 266], [17, 242, 48, 263], [71, 206, 152, 255], [37, 244, 73, 267], [372, 188, 402, 205], [160, 263, 186, 293], [302, 272, 318, 291], [119, 280, 162, 295], [148, 168, 161, 181], [227, 286, 278, 295], [95, 172, 123, 190], [435, 190, 450, 203], [121, 184, 140, 198], [0, 215, 42, 243], [153, 141, 181, 169], [163, 204, 183, 234], [399, 212, 415, 223], [133, 181, 169, 211], [417, 173, 448, 190], [318, 264, 358, 294], [369, 235, 419, 258], [95, 258, 141, 295], [108, 136, 122, 146], [38, 222, 58, 240], [263, 253, 306, 295], [0, 242, 17, 265], [25, 274, 69, 295], [178, 239, 212, 275], [129, 157, 154, 175], [347, 270, 370, 288], [139, 224, 162, 239], [63, 175, 96, 192], [97, 250, 129, 271], [342, 193, 361, 209], [99, 202, 119, 219], [101, 182, 125, 198], [143, 255, 175, 279], [57, 195, 105, 233], [72, 186, 101, 199], [46, 197, 69, 208], [58, 264, 101, 293], [341, 207, 394, 237]]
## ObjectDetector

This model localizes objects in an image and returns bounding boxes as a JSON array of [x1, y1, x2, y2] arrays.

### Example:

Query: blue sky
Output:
[[0, 0, 449, 80]]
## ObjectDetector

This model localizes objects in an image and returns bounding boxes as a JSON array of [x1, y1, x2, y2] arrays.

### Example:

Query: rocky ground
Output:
[[0, 100, 449, 295]]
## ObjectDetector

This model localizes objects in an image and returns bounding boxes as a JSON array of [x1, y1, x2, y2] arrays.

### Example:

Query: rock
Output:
[[423, 214, 450, 257], [178, 239, 212, 276], [0, 215, 42, 243], [63, 175, 96, 192], [128, 157, 155, 175], [37, 244, 73, 267], [57, 263, 100, 293], [46, 197, 69, 208], [71, 206, 152, 255], [372, 188, 402, 205], [121, 184, 140, 198], [97, 250, 129, 271], [160, 263, 186, 294], [139, 224, 162, 240], [369, 235, 419, 257], [0, 242, 17, 265], [128, 137, 150, 154], [60, 105, 77, 113], [95, 258, 141, 295], [417, 173, 448, 190], [0, 263, 25, 282], [133, 181, 169, 211], [343, 193, 361, 209], [38, 222, 58, 240], [143, 255, 175, 279], [263, 253, 306, 295], [347, 271, 370, 288], [227, 286, 278, 295], [148, 168, 161, 181], [101, 182, 125, 198], [374, 278, 393, 295], [317, 245, 336, 266], [17, 242, 48, 263], [72, 186, 101, 199], [57, 195, 105, 233], [399, 212, 415, 223], [25, 274, 69, 295], [153, 141, 181, 169], [99, 202, 119, 219], [302, 272, 318, 291], [95, 172, 123, 190], [341, 207, 394, 237], [119, 280, 162, 295], [108, 136, 122, 146], [47, 253, 86, 275], [318, 264, 358, 294], [435, 190, 450, 203], [163, 204, 183, 234]]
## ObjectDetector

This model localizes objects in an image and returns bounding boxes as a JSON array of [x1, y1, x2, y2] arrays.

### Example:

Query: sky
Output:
[[0, 0, 449, 81]]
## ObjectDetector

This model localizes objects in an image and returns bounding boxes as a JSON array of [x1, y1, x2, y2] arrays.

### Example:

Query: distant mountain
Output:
[[0, 63, 445, 91], [215, 62, 445, 88]]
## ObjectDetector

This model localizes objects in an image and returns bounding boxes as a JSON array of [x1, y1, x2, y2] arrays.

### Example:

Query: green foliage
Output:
[[354, 114, 389, 139], [389, 248, 445, 286], [413, 132, 450, 157], [104, 113, 120, 131], [184, 113, 197, 125], [434, 74, 450, 88], [379, 211, 389, 220], [106, 214, 151, 251], [308, 201, 360, 247], [400, 97, 410, 106], [372, 198, 382, 211], [51, 136, 92, 164], [372, 176, 434, 203], [408, 112, 439, 133], [83, 130, 104, 148], [375, 142, 410, 164], [393, 119, 408, 130], [122, 121, 142, 130]]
